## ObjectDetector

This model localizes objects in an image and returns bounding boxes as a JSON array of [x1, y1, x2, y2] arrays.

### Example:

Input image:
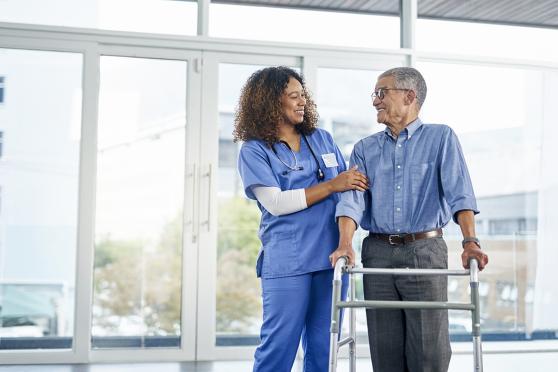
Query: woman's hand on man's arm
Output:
[[305, 165, 368, 207]]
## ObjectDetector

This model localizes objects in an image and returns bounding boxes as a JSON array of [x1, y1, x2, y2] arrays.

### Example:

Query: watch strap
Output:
[[462, 237, 481, 248]]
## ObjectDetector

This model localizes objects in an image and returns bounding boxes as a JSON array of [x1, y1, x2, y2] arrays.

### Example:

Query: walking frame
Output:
[[329, 257, 483, 372]]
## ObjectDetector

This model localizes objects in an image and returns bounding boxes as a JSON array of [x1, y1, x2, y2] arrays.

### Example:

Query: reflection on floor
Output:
[[2, 352, 558, 372]]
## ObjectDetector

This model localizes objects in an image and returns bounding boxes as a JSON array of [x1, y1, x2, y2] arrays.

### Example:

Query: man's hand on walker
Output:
[[329, 244, 355, 267], [461, 243, 488, 271]]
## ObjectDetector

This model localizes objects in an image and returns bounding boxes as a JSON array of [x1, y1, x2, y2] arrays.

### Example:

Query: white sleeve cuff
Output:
[[252, 186, 308, 216]]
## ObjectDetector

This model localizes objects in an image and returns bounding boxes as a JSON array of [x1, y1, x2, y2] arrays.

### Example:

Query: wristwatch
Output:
[[462, 237, 481, 248]]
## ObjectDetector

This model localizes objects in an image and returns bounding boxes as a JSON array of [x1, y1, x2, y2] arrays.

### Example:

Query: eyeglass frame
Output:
[[371, 87, 410, 100]]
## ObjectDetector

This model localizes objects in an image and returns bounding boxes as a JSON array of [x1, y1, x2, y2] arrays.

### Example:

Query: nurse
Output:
[[234, 66, 369, 372]]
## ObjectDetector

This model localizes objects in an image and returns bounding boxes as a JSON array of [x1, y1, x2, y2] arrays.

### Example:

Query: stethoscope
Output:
[[271, 135, 325, 181]]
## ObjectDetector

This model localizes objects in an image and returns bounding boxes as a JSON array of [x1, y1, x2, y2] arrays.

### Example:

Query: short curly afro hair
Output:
[[232, 66, 318, 147]]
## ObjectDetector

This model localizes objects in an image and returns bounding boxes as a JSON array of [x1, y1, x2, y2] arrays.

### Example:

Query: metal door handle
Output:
[[201, 164, 212, 231], [185, 163, 196, 241]]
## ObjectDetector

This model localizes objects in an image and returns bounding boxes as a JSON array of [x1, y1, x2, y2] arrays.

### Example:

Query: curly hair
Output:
[[232, 66, 319, 147]]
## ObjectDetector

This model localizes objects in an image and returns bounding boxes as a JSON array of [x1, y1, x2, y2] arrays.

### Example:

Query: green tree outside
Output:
[[93, 196, 262, 336], [216, 197, 262, 333]]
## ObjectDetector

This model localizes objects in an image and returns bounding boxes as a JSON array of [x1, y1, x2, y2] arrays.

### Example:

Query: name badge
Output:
[[321, 153, 339, 168]]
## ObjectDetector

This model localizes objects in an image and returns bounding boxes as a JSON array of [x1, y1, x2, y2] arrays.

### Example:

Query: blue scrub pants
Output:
[[253, 269, 347, 372]]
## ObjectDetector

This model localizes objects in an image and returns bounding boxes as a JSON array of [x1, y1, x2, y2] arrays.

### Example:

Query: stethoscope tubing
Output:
[[271, 134, 325, 181]]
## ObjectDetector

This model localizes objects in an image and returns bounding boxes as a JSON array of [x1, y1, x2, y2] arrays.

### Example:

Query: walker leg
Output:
[[470, 259, 483, 372], [329, 267, 343, 372], [328, 323, 339, 372], [349, 273, 356, 372], [473, 335, 483, 372]]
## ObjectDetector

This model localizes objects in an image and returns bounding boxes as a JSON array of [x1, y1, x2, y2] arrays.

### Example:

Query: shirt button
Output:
[[398, 144, 402, 148], [396, 228, 401, 232], [396, 165, 401, 169], [396, 207, 401, 212], [396, 185, 401, 190]]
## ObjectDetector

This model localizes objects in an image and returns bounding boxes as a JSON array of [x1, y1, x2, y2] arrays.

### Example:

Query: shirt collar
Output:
[[406, 118, 423, 138], [383, 117, 423, 140]]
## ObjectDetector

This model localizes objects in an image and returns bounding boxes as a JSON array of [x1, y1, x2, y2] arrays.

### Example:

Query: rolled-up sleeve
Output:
[[439, 127, 479, 223], [335, 141, 369, 227]]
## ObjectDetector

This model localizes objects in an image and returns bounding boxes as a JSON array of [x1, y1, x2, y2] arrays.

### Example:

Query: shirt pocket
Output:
[[409, 162, 434, 195]]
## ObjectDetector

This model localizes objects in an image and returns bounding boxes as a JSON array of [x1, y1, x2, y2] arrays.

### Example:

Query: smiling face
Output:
[[280, 77, 306, 126], [373, 75, 413, 127]]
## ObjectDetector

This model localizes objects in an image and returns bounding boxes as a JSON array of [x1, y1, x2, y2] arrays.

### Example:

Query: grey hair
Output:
[[379, 67, 427, 109]]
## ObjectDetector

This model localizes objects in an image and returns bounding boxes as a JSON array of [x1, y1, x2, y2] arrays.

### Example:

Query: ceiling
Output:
[[211, 0, 558, 29]]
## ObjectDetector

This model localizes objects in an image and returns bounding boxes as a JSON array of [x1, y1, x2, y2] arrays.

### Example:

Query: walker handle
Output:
[[469, 258, 479, 282], [333, 256, 349, 280]]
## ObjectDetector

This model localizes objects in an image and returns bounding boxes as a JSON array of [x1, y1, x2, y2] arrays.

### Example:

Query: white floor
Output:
[[3, 341, 558, 372], [2, 352, 558, 372]]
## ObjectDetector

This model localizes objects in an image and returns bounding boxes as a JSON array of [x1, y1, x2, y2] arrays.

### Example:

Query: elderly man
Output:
[[330, 67, 489, 372]]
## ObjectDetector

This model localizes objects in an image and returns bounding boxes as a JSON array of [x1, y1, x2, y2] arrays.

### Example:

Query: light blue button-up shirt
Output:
[[335, 118, 479, 234]]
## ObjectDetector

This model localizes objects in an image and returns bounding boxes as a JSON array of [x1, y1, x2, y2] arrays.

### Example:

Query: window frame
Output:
[[2, 2, 558, 362]]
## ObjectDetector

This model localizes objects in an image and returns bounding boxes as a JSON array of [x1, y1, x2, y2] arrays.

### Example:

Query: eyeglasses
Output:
[[371, 88, 409, 100]]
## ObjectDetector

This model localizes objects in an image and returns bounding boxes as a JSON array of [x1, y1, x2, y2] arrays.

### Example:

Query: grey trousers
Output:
[[361, 235, 451, 372]]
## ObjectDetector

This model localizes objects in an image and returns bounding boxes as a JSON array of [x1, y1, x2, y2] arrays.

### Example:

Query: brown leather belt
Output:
[[370, 228, 443, 245]]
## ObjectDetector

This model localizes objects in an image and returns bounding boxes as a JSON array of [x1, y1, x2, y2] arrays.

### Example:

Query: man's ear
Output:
[[405, 90, 417, 105]]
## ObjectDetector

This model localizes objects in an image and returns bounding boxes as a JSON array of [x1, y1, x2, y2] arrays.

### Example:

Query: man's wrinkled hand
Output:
[[461, 243, 488, 270], [329, 245, 355, 268]]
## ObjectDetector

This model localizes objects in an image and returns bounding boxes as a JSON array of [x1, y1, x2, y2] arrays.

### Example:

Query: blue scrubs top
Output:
[[238, 128, 347, 279]]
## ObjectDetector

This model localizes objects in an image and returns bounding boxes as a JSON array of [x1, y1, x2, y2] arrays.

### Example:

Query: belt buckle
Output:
[[388, 234, 400, 245]]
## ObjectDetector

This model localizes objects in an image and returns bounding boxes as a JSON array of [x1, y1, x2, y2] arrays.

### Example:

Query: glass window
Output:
[[418, 61, 558, 338], [93, 56, 187, 348], [417, 19, 558, 62], [316, 68, 384, 161], [0, 0, 197, 36], [209, 4, 400, 49], [0, 48, 82, 349]]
